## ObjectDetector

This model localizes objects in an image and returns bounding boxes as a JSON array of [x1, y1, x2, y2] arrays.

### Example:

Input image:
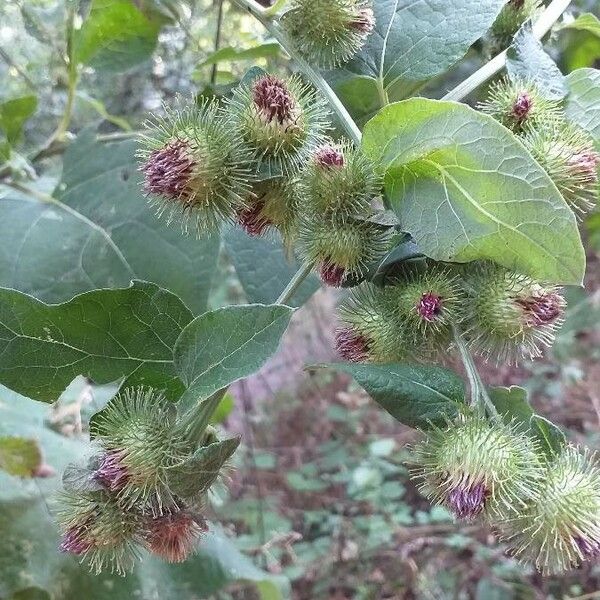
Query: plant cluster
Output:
[[413, 416, 600, 574], [133, 0, 600, 577], [56, 387, 239, 574], [139, 67, 391, 288], [480, 77, 600, 215], [2, 0, 600, 590]]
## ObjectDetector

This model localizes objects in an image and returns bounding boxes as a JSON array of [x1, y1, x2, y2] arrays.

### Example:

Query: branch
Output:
[[442, 0, 573, 102]]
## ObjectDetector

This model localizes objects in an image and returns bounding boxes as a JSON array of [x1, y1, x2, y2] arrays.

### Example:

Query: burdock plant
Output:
[[463, 263, 566, 362], [479, 78, 562, 132]]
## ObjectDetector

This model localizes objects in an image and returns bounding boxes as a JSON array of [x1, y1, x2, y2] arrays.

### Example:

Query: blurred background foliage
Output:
[[1, 0, 600, 598]]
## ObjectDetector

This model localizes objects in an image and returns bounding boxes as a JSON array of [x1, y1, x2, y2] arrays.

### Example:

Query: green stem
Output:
[[211, 0, 225, 85], [230, 0, 362, 146], [276, 259, 314, 304], [442, 0, 573, 102], [452, 324, 500, 420]]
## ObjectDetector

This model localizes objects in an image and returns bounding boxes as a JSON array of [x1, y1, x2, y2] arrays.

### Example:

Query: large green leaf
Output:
[[565, 68, 600, 148], [0, 129, 219, 314], [362, 98, 585, 285], [224, 228, 319, 306], [0, 388, 289, 599], [321, 362, 465, 429], [326, 0, 506, 122], [0, 281, 193, 403], [174, 304, 293, 407], [559, 15, 600, 72], [74, 0, 161, 72], [506, 23, 567, 100]]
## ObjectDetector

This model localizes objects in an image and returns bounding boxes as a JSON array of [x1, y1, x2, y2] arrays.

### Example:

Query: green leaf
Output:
[[565, 68, 600, 148], [319, 362, 465, 429], [75, 91, 132, 130], [211, 391, 235, 424], [327, 0, 506, 122], [0, 129, 219, 314], [560, 13, 600, 37], [0, 388, 289, 599], [196, 42, 280, 69], [530, 415, 566, 458], [168, 437, 241, 499], [0, 95, 37, 145], [224, 228, 319, 306], [174, 304, 293, 407], [0, 281, 193, 403], [488, 386, 534, 422], [559, 15, 600, 72], [362, 98, 585, 285], [0, 437, 41, 477], [73, 0, 161, 72], [506, 22, 567, 100], [489, 386, 566, 456]]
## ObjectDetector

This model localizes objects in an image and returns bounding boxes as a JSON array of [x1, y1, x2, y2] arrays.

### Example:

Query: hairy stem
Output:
[[452, 325, 500, 420], [276, 259, 314, 305], [230, 0, 362, 145], [442, 0, 573, 102]]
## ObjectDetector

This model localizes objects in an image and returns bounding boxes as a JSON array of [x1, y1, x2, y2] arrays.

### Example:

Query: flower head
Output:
[[144, 510, 207, 563], [524, 122, 599, 215], [464, 264, 565, 363], [336, 284, 409, 363], [314, 143, 345, 168], [502, 446, 600, 574], [56, 492, 143, 575], [91, 387, 186, 515], [227, 73, 329, 175], [350, 7, 375, 33], [299, 138, 381, 218], [252, 74, 296, 124], [411, 415, 542, 521], [281, 0, 375, 68], [237, 177, 299, 242], [93, 450, 130, 492], [478, 78, 561, 131], [297, 215, 391, 287], [138, 100, 253, 234], [386, 268, 464, 355], [141, 138, 196, 200]]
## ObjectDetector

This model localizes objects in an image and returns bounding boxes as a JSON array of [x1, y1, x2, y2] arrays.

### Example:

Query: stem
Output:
[[452, 324, 500, 420], [239, 379, 268, 566], [442, 0, 573, 102], [276, 259, 314, 304], [211, 0, 225, 85], [230, 0, 362, 146]]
